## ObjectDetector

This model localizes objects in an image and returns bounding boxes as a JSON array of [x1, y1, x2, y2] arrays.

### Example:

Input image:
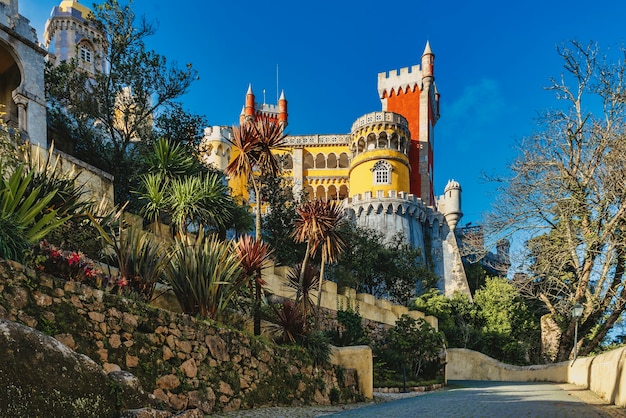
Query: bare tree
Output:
[[488, 41, 626, 361]]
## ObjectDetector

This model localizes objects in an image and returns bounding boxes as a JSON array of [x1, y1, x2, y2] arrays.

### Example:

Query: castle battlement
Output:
[[347, 190, 429, 223], [377, 64, 422, 98], [350, 111, 408, 133]]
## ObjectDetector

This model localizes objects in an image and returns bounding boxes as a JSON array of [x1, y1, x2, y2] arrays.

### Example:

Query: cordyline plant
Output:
[[235, 235, 274, 335], [285, 262, 320, 328], [292, 199, 345, 328], [225, 117, 287, 241]]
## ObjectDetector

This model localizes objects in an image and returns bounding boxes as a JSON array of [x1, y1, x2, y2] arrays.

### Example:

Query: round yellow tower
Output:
[[348, 111, 411, 198]]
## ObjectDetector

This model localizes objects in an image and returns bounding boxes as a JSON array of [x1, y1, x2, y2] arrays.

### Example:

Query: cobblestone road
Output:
[[327, 381, 626, 418], [215, 381, 626, 418]]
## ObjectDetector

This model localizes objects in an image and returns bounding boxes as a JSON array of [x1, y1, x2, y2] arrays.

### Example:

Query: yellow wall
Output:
[[348, 149, 410, 197]]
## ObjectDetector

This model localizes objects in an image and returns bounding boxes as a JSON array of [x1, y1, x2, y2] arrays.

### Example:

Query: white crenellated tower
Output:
[[44, 0, 107, 77]]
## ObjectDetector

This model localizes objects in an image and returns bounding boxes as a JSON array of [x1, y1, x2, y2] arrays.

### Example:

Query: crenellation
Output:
[[377, 65, 422, 98]]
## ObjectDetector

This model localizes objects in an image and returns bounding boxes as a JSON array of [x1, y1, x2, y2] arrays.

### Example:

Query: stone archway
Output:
[[0, 42, 22, 129]]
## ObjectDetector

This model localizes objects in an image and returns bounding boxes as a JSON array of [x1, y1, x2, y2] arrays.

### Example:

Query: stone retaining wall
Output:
[[446, 347, 626, 408], [0, 260, 361, 415]]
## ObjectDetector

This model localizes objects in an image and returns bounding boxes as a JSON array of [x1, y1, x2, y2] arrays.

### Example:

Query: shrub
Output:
[[381, 315, 445, 379], [0, 163, 69, 262], [163, 231, 244, 320], [326, 307, 369, 347], [301, 331, 331, 367]]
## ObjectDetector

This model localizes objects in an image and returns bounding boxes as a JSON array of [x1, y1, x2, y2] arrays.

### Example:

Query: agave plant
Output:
[[235, 235, 274, 335], [163, 230, 244, 320], [0, 163, 70, 262]]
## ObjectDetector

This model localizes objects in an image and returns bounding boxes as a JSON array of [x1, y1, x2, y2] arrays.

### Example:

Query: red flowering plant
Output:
[[34, 240, 128, 292]]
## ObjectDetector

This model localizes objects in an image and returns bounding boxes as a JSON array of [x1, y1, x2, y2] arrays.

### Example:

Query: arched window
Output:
[[303, 152, 314, 169], [327, 153, 337, 168], [315, 153, 326, 168], [80, 44, 92, 63], [366, 133, 377, 150], [377, 132, 387, 149], [357, 138, 365, 153], [327, 185, 337, 200], [371, 160, 392, 185], [390, 133, 399, 151], [316, 185, 326, 200], [339, 185, 349, 199], [339, 153, 349, 168]]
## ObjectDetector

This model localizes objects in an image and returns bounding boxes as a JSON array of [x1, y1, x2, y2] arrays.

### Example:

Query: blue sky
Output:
[[20, 0, 626, 227]]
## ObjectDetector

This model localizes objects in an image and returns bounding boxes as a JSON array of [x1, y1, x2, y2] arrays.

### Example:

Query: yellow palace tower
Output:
[[202, 43, 470, 297]]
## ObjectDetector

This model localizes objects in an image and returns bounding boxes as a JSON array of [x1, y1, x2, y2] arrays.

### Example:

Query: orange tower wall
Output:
[[384, 86, 422, 198]]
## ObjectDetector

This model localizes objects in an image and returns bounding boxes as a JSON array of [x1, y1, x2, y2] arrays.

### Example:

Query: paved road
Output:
[[325, 381, 626, 418]]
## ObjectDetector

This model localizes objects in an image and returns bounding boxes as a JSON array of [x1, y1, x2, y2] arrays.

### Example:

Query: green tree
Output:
[[415, 289, 483, 350], [474, 277, 541, 364], [45, 0, 198, 204], [260, 174, 306, 266], [488, 41, 626, 361], [328, 224, 436, 304], [384, 315, 445, 378]]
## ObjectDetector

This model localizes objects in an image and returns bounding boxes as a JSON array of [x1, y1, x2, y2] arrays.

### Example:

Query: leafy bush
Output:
[[379, 315, 445, 379], [0, 163, 69, 262], [301, 331, 331, 367], [326, 307, 369, 347], [163, 231, 244, 320]]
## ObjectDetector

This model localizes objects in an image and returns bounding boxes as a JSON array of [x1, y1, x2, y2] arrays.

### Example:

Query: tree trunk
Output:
[[254, 273, 262, 336], [314, 254, 326, 331]]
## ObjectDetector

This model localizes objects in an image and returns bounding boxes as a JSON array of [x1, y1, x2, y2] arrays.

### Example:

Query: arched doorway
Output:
[[0, 42, 22, 129]]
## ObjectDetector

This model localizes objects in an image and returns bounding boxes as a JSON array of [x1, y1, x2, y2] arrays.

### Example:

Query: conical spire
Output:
[[422, 40, 433, 57]]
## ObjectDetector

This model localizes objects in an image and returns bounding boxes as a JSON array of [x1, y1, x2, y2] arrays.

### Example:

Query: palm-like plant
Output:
[[144, 138, 196, 177], [292, 199, 345, 328], [285, 262, 320, 326], [136, 138, 238, 236], [226, 117, 287, 240], [235, 235, 274, 335], [163, 230, 244, 320]]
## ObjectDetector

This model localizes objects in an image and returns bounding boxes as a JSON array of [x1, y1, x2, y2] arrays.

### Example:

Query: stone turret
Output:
[[239, 84, 288, 126], [199, 126, 232, 171], [439, 179, 463, 230], [278, 89, 288, 127]]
